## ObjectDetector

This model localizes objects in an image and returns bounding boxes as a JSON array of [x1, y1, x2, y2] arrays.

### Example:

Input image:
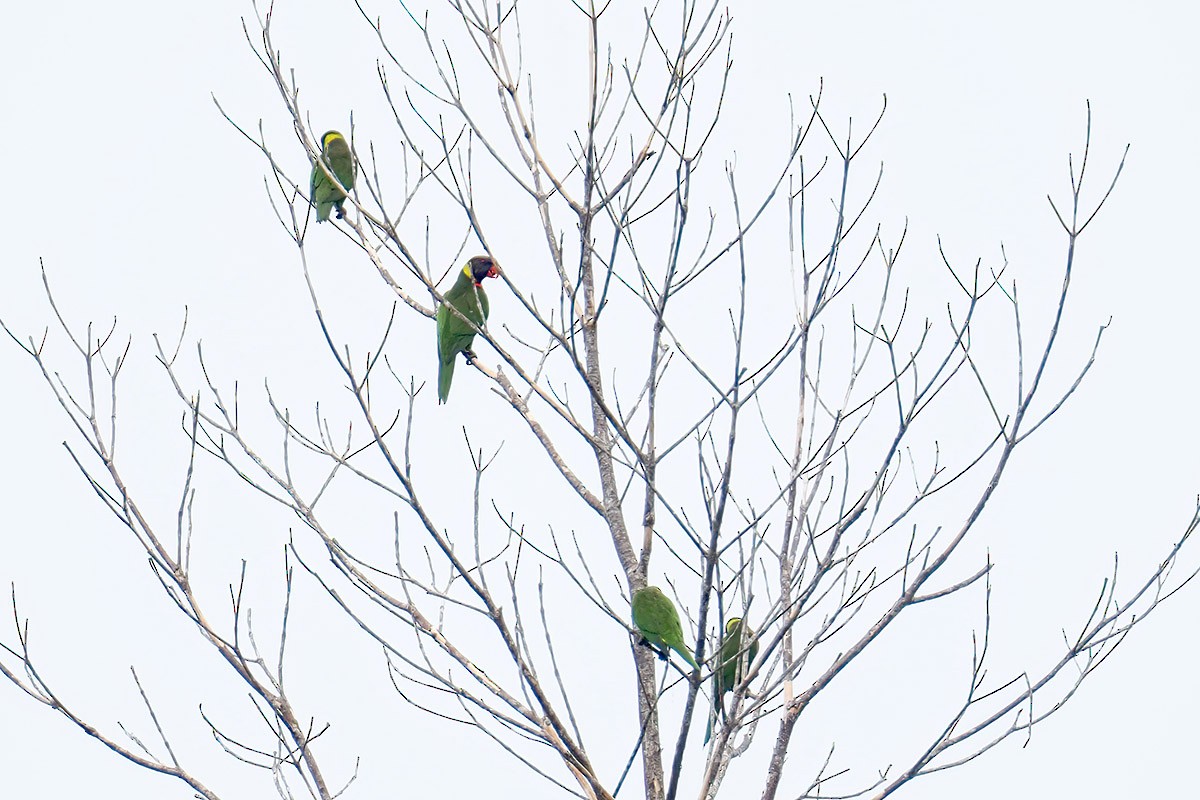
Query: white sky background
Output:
[[1, 1, 1198, 798]]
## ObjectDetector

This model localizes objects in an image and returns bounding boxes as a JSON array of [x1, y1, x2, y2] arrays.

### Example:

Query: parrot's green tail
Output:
[[438, 357, 456, 403], [315, 200, 332, 222], [704, 680, 723, 744], [672, 643, 699, 670]]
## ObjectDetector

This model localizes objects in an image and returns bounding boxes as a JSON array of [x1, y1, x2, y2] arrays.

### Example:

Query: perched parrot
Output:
[[309, 130, 356, 222], [706, 616, 759, 742], [631, 586, 698, 670], [436, 255, 501, 403], [714, 617, 758, 701]]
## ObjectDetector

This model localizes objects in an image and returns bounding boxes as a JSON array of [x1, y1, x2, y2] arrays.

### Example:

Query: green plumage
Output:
[[310, 130, 356, 222], [436, 255, 501, 403], [714, 617, 757, 711], [706, 616, 758, 743], [631, 586, 698, 670]]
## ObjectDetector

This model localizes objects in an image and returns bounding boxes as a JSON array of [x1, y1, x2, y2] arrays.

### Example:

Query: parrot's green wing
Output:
[[310, 159, 333, 222], [328, 143, 355, 191], [435, 303, 456, 403]]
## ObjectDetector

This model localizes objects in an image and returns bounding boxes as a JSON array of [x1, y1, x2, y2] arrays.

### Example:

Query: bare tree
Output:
[[3, 2, 1196, 799]]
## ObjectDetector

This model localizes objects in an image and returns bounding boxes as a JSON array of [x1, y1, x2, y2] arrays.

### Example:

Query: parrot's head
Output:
[[467, 255, 501, 285], [320, 130, 345, 151], [726, 617, 743, 635]]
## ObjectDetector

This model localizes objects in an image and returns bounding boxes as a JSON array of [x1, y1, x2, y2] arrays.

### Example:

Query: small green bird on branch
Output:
[[309, 130, 356, 222], [706, 616, 759, 742], [632, 586, 698, 670], [436, 255, 501, 403]]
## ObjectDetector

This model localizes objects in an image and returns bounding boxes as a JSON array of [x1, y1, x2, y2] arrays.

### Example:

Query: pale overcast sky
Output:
[[1, 1, 1197, 798]]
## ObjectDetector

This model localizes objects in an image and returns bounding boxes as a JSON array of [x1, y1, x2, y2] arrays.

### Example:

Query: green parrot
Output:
[[706, 616, 758, 741], [310, 130, 356, 222], [436, 255, 501, 403], [631, 586, 698, 670], [714, 617, 758, 701]]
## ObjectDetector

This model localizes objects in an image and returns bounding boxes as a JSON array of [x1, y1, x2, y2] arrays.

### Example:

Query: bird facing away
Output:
[[631, 586, 698, 670], [705, 616, 759, 743], [714, 616, 758, 703], [436, 255, 501, 404], [309, 130, 356, 222]]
